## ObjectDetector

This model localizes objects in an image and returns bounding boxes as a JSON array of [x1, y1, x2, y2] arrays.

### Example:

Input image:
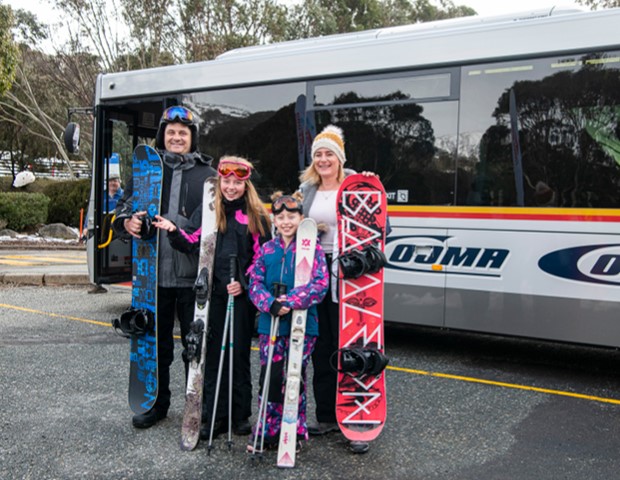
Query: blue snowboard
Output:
[[127, 145, 162, 414]]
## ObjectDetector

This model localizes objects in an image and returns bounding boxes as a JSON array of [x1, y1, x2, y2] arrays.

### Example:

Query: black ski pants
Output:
[[311, 258, 339, 424], [202, 292, 254, 424], [155, 286, 195, 412]]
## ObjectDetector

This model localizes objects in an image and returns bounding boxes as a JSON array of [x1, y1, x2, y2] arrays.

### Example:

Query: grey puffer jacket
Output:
[[113, 150, 216, 288]]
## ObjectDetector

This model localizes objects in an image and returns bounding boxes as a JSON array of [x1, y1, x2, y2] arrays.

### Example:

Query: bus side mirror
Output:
[[63, 122, 80, 154]]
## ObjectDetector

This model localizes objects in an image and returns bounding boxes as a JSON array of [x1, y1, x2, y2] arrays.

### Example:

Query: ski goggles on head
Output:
[[272, 196, 302, 215], [218, 161, 252, 181], [161, 106, 194, 124]]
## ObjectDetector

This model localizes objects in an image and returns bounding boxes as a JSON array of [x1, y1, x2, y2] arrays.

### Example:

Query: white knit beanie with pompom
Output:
[[311, 125, 346, 164]]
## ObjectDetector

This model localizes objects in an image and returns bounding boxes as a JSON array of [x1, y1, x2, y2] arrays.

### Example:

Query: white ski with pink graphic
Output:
[[277, 218, 317, 468]]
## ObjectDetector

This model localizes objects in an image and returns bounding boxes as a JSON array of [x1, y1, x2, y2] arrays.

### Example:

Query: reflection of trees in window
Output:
[[488, 56, 620, 208], [316, 91, 455, 205], [464, 125, 512, 206], [199, 102, 300, 198]]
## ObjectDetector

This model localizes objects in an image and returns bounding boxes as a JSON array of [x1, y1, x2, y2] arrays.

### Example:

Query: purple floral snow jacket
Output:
[[249, 235, 328, 336]]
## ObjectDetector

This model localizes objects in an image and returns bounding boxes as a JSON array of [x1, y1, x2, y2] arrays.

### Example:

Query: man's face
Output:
[[108, 178, 120, 194], [164, 122, 192, 155]]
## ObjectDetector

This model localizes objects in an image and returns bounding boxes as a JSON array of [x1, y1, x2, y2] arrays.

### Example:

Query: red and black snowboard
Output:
[[336, 174, 389, 443]]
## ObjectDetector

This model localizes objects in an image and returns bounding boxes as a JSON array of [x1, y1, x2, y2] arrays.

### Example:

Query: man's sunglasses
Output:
[[162, 106, 194, 124]]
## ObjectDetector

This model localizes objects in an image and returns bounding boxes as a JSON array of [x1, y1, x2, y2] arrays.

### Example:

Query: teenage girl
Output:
[[154, 156, 271, 438]]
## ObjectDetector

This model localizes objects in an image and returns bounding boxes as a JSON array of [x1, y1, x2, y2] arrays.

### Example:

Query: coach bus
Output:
[[81, 6, 620, 347]]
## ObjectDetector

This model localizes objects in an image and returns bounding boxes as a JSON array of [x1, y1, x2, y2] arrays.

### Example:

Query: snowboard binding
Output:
[[139, 215, 157, 240], [193, 267, 210, 303], [338, 243, 387, 279], [185, 320, 205, 362], [332, 346, 389, 377], [112, 307, 155, 337], [184, 268, 210, 361]]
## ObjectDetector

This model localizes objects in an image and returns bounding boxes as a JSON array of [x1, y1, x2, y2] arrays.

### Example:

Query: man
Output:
[[85, 172, 125, 294], [113, 105, 216, 428], [104, 173, 123, 212]]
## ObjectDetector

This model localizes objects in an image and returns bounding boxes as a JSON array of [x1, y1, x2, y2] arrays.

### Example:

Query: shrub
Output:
[[0, 177, 12, 192], [0, 176, 71, 194], [44, 179, 91, 227], [0, 192, 49, 231]]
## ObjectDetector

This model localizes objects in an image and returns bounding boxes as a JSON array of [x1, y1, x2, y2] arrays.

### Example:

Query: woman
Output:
[[298, 124, 371, 454]]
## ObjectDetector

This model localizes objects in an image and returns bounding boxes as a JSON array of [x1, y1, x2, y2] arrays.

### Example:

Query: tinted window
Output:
[[310, 101, 458, 205], [184, 82, 306, 198], [315, 73, 451, 105], [310, 70, 458, 206], [458, 52, 620, 207]]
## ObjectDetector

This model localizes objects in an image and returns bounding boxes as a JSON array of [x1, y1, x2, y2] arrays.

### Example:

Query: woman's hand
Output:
[[227, 280, 243, 297], [153, 215, 177, 232], [361, 171, 379, 178]]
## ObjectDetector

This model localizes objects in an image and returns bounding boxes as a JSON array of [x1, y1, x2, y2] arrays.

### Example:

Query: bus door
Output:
[[88, 103, 161, 285]]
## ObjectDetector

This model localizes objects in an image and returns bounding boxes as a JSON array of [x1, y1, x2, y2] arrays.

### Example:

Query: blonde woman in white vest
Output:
[[299, 125, 378, 455]]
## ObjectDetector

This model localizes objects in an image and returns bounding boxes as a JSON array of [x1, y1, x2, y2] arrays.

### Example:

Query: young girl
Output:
[[154, 156, 271, 439], [246, 192, 329, 452]]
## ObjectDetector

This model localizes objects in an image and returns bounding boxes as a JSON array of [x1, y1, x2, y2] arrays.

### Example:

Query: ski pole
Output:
[[207, 255, 237, 454], [227, 254, 237, 450], [253, 315, 278, 459], [252, 282, 287, 459]]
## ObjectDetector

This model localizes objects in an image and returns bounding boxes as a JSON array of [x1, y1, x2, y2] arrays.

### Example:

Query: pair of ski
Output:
[[180, 183, 246, 454], [246, 219, 317, 465]]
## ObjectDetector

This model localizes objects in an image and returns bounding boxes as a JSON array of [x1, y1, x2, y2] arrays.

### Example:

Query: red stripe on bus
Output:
[[387, 209, 620, 222]]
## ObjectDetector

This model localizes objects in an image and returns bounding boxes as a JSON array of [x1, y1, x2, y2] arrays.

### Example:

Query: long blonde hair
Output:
[[215, 156, 271, 235]]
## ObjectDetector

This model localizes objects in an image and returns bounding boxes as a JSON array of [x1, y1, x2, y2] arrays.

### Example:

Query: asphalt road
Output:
[[2, 285, 620, 479]]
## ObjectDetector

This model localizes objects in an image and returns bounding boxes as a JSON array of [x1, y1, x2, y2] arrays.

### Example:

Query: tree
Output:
[[55, 0, 128, 72], [0, 5, 103, 178], [285, 0, 475, 38], [178, 0, 289, 62], [0, 47, 84, 176], [576, 0, 620, 8], [0, 5, 19, 96]]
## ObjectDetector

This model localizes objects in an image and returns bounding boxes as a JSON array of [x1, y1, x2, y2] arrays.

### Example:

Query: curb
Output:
[[0, 273, 90, 286], [0, 242, 85, 251]]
